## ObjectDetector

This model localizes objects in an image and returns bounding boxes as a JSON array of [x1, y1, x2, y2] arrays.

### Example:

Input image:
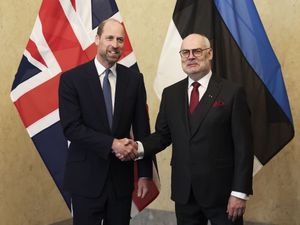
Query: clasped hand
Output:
[[112, 138, 138, 161]]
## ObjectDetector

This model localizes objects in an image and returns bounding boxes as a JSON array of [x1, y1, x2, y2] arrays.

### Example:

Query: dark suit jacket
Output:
[[142, 75, 253, 207], [59, 60, 152, 198]]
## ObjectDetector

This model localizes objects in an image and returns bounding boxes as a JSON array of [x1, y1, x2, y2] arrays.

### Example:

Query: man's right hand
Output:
[[111, 138, 138, 161], [227, 195, 246, 222]]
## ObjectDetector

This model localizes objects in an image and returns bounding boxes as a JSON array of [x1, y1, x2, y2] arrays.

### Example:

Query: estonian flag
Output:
[[154, 0, 294, 173]]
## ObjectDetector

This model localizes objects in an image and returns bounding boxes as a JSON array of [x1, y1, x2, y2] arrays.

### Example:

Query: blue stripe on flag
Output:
[[91, 0, 118, 29], [12, 56, 41, 90], [32, 122, 71, 206], [214, 0, 293, 122]]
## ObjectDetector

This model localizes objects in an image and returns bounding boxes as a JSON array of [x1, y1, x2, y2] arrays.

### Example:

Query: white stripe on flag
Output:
[[60, 0, 93, 50], [76, 0, 96, 42], [154, 20, 185, 99], [75, 0, 92, 33], [23, 49, 49, 73], [27, 109, 60, 137], [10, 49, 51, 101], [118, 52, 137, 68], [11, 70, 52, 102], [30, 17, 61, 75], [111, 12, 123, 23]]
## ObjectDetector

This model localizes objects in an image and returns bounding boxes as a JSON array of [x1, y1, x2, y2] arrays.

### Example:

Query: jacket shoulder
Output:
[[213, 76, 245, 92], [116, 63, 142, 79], [61, 60, 94, 80], [163, 77, 187, 93]]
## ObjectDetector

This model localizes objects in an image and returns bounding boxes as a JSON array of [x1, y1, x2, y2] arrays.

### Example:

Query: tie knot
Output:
[[104, 69, 111, 78], [192, 82, 200, 89]]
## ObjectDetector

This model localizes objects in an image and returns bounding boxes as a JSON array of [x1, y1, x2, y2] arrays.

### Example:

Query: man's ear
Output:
[[208, 48, 213, 60], [95, 34, 100, 46]]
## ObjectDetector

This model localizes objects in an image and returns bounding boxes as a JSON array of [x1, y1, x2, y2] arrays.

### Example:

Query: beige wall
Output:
[[0, 1, 299, 225]]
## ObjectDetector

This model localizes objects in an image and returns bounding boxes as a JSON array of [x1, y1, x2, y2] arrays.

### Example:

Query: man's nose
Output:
[[111, 39, 119, 48], [187, 51, 195, 59]]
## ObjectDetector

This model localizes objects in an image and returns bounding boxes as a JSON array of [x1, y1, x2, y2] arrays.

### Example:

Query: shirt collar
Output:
[[188, 70, 212, 89], [94, 58, 117, 76]]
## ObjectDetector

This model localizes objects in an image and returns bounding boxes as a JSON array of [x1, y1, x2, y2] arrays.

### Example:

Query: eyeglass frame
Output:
[[179, 47, 211, 58]]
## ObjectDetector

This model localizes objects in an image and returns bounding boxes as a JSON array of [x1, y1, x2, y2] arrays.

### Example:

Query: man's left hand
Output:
[[227, 195, 246, 222], [137, 178, 151, 198]]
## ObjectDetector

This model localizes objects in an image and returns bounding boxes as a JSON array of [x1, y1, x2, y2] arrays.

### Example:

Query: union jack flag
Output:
[[11, 0, 160, 217]]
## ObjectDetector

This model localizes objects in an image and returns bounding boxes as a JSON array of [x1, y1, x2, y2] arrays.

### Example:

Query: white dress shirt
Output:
[[94, 58, 117, 112], [188, 71, 212, 103]]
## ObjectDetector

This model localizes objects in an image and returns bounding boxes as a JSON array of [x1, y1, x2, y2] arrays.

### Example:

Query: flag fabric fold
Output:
[[155, 0, 294, 174], [11, 0, 159, 217]]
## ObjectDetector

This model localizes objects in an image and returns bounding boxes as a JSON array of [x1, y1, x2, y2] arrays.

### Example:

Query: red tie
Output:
[[190, 82, 200, 113]]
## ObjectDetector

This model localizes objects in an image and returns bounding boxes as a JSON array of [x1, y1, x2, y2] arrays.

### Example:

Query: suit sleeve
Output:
[[231, 86, 254, 195], [141, 88, 172, 158], [59, 72, 113, 160], [132, 74, 153, 178]]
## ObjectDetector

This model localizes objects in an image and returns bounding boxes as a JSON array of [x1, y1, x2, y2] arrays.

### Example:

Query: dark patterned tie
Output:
[[103, 69, 113, 128], [189, 82, 200, 114]]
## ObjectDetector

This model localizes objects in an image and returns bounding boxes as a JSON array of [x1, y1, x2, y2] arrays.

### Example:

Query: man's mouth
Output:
[[108, 50, 119, 55], [187, 63, 198, 67]]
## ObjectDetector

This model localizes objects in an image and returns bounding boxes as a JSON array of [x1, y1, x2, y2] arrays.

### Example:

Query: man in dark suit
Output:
[[58, 19, 152, 225], [120, 34, 253, 225]]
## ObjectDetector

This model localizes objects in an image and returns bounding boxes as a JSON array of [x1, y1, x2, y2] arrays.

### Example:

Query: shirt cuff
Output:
[[231, 191, 249, 200], [135, 141, 145, 160]]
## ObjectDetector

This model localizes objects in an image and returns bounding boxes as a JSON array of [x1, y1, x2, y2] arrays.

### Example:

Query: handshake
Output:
[[111, 138, 140, 161]]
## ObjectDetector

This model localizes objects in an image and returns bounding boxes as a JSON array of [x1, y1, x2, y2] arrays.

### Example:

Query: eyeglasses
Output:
[[179, 48, 211, 58]]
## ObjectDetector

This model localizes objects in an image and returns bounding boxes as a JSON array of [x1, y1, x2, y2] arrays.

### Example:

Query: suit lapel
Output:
[[86, 61, 111, 131], [176, 78, 191, 137], [190, 76, 222, 137]]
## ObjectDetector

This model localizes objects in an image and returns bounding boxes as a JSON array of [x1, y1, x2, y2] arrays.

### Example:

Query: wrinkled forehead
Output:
[[181, 35, 208, 50]]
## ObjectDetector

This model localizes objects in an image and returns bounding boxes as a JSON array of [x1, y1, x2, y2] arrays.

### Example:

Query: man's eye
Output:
[[117, 38, 124, 43]]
